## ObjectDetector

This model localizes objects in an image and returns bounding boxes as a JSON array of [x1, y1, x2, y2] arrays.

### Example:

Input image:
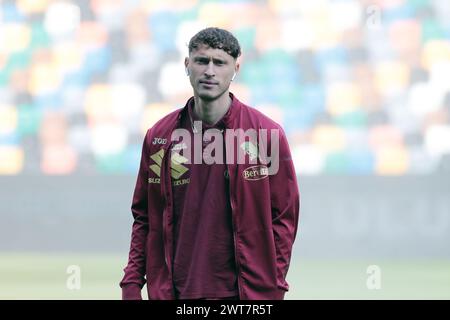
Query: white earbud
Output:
[[185, 68, 190, 76], [231, 72, 236, 81]]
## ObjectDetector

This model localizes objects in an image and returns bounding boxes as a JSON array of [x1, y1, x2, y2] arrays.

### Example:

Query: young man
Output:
[[120, 27, 300, 300]]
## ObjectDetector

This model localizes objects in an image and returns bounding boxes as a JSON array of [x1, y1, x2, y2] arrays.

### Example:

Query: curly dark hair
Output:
[[188, 27, 241, 59]]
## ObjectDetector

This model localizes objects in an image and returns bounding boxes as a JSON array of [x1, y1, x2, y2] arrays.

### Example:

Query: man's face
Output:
[[185, 44, 239, 101]]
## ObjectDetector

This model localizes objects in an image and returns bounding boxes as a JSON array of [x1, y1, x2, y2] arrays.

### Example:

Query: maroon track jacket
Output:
[[120, 93, 300, 300]]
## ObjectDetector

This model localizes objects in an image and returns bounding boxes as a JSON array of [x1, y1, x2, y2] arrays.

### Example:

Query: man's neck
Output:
[[193, 92, 232, 126]]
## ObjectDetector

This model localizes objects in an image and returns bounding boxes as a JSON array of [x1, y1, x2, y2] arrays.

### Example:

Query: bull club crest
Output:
[[240, 141, 259, 161]]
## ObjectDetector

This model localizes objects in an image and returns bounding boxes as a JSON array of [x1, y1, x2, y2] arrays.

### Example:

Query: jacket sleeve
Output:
[[269, 127, 300, 294], [119, 129, 151, 300]]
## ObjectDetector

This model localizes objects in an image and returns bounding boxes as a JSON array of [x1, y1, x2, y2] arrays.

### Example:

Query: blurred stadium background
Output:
[[1, 0, 449, 299]]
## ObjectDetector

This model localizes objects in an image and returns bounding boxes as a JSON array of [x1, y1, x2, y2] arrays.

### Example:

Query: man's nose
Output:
[[204, 61, 215, 77]]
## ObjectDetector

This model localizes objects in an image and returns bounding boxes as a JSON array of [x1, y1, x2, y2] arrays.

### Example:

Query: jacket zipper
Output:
[[226, 145, 243, 299], [163, 116, 182, 274], [229, 183, 243, 299], [162, 142, 174, 275]]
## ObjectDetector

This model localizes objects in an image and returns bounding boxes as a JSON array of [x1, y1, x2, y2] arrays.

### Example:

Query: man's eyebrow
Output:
[[193, 56, 209, 61], [212, 57, 227, 63], [193, 56, 227, 63]]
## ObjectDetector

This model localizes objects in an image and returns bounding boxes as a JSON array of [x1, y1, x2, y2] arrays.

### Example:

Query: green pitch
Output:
[[0, 253, 449, 299]]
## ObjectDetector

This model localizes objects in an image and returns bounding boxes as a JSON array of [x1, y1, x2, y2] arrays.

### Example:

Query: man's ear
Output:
[[234, 60, 240, 76], [184, 57, 190, 76], [230, 62, 240, 81]]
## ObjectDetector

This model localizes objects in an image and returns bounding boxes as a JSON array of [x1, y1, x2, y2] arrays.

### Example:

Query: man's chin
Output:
[[197, 89, 227, 102], [197, 92, 220, 101]]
